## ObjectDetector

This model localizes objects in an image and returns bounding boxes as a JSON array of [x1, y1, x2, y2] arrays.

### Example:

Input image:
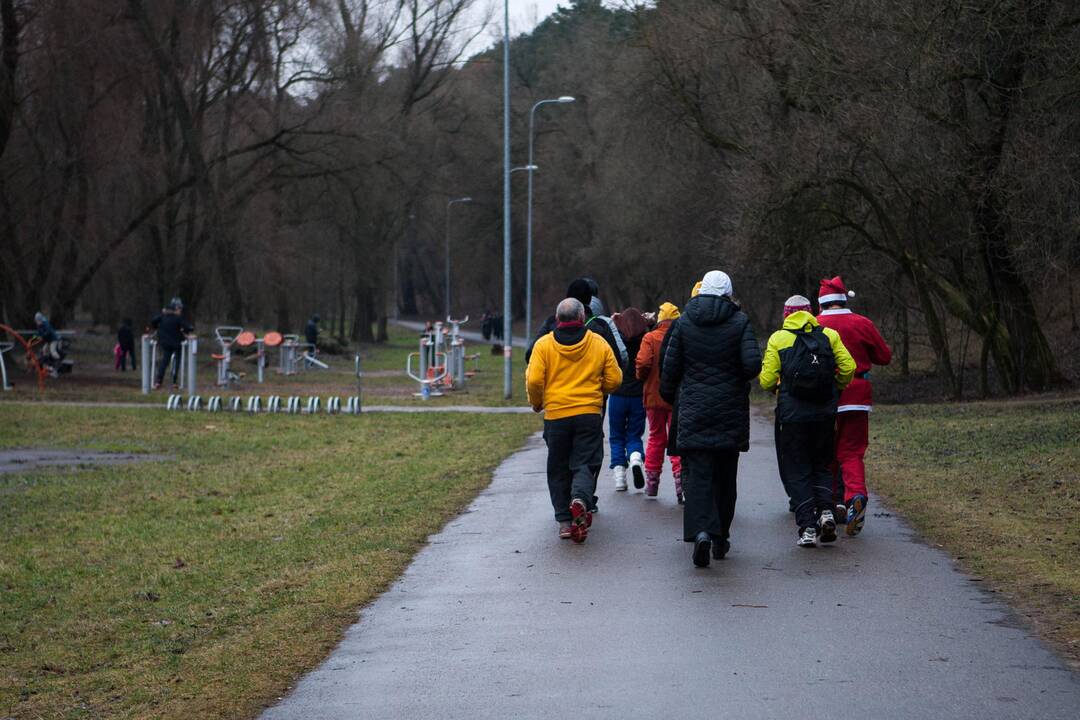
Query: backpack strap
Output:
[[587, 315, 628, 365]]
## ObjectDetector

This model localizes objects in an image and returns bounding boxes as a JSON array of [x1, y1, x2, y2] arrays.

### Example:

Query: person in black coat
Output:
[[526, 278, 624, 367], [117, 318, 136, 371], [660, 271, 761, 568], [151, 298, 194, 388]]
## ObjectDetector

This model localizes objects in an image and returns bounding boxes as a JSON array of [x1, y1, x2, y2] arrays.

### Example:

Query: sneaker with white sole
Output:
[[818, 509, 837, 543], [846, 494, 868, 536], [612, 465, 628, 492], [629, 451, 645, 489], [570, 498, 590, 543], [797, 526, 818, 547]]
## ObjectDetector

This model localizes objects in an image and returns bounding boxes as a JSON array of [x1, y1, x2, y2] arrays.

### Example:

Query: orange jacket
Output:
[[635, 320, 674, 410]]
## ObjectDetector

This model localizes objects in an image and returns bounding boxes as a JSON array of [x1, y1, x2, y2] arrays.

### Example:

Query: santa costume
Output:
[[815, 276, 892, 536]]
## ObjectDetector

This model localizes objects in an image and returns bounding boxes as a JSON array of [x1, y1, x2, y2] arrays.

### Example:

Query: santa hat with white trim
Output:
[[818, 276, 855, 307]]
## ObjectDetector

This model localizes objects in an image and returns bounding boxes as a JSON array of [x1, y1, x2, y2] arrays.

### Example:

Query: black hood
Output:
[[684, 294, 739, 327], [554, 324, 587, 346]]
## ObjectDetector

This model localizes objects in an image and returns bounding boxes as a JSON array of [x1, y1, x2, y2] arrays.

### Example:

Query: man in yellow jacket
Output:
[[527, 297, 623, 543], [760, 298, 856, 548]]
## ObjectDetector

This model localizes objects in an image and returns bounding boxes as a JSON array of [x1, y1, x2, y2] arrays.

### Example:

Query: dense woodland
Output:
[[1, 0, 1078, 397]]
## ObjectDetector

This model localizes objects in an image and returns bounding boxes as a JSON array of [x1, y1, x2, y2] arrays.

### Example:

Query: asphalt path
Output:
[[262, 411, 1079, 719]]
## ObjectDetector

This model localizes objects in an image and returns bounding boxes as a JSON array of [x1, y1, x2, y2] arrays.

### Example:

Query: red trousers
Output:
[[644, 407, 681, 477], [833, 411, 869, 501]]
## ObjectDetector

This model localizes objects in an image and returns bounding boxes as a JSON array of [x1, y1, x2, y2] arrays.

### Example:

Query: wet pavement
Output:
[[262, 412, 1079, 719]]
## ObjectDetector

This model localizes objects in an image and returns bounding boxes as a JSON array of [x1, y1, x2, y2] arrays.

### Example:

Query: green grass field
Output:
[[0, 405, 540, 719], [868, 397, 1080, 666]]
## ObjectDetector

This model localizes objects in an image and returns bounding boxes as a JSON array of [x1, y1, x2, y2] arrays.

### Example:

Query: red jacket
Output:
[[635, 320, 674, 410], [816, 308, 892, 411]]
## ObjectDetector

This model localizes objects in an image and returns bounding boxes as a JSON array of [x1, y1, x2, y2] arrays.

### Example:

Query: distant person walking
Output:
[[815, 276, 892, 536], [304, 314, 321, 369], [151, 298, 193, 389], [636, 302, 683, 502], [608, 308, 649, 492], [117, 318, 136, 371], [760, 296, 855, 548], [660, 271, 761, 567], [526, 297, 622, 543]]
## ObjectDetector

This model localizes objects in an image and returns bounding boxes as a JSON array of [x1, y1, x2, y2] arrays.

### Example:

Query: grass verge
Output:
[[0, 405, 540, 718], [868, 397, 1079, 666]]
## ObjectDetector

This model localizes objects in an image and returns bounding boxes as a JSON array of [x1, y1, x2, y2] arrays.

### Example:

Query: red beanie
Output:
[[818, 276, 855, 306]]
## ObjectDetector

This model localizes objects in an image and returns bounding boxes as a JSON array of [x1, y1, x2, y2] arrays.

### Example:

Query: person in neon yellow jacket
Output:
[[760, 301, 856, 548]]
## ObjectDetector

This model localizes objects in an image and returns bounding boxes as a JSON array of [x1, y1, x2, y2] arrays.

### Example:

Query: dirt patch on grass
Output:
[[0, 448, 170, 474]]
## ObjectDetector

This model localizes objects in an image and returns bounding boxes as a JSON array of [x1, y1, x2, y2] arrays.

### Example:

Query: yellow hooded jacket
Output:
[[760, 310, 856, 392], [526, 330, 623, 419]]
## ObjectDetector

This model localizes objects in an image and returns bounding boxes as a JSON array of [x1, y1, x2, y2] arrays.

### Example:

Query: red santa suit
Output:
[[815, 277, 892, 502]]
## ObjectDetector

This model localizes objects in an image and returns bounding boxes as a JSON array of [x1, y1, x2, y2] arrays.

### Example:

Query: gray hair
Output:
[[556, 298, 585, 323]]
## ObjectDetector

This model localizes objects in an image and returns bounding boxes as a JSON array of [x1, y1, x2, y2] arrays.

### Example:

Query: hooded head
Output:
[[34, 312, 47, 325], [589, 296, 605, 317], [691, 282, 702, 298], [169, 296, 184, 311], [312, 314, 321, 323], [698, 270, 733, 298], [783, 295, 811, 317], [658, 302, 680, 323], [566, 278, 593, 308], [818, 276, 854, 308]]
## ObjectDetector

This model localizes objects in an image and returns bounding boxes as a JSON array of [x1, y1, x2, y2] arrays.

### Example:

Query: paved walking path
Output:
[[262, 411, 1078, 719]]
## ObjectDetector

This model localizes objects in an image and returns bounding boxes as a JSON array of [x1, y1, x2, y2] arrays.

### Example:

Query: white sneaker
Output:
[[628, 451, 645, 490], [818, 510, 837, 543], [797, 526, 817, 548], [613, 465, 628, 492]]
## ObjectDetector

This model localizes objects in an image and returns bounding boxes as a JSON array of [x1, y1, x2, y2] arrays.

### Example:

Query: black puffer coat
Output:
[[659, 295, 761, 452]]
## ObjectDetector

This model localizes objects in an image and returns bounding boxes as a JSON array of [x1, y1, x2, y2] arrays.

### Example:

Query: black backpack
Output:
[[782, 326, 836, 403]]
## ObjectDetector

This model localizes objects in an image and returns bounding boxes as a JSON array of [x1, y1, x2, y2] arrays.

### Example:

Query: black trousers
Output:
[[119, 345, 136, 371], [155, 344, 181, 386], [543, 414, 605, 522], [775, 419, 835, 529], [774, 418, 792, 500], [680, 449, 739, 542]]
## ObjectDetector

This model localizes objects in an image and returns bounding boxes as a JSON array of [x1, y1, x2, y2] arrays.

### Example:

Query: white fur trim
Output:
[[837, 404, 872, 412], [820, 308, 852, 316], [818, 293, 848, 304]]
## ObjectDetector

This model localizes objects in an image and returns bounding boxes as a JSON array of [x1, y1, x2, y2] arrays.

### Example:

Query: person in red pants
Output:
[[815, 276, 892, 536], [635, 302, 683, 502]]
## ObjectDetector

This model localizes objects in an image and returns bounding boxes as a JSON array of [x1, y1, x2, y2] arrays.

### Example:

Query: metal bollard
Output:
[[185, 337, 197, 398], [141, 335, 154, 393], [246, 396, 262, 414]]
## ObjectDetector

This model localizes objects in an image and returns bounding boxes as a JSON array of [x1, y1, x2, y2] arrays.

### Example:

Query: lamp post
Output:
[[445, 196, 472, 320], [502, 0, 512, 399], [526, 96, 575, 344]]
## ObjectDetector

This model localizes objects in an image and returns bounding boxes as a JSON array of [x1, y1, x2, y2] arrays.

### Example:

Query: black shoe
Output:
[[711, 538, 730, 560], [692, 532, 711, 567]]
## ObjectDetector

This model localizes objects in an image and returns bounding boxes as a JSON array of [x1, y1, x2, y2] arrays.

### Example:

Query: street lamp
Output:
[[445, 196, 473, 321], [502, 0, 512, 399], [526, 95, 575, 344]]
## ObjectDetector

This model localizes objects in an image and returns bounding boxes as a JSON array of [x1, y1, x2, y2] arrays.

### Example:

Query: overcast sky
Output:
[[466, 0, 568, 55]]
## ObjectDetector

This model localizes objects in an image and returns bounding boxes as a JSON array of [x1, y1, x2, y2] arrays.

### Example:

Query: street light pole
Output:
[[445, 197, 472, 321], [526, 96, 575, 344], [502, 0, 512, 399]]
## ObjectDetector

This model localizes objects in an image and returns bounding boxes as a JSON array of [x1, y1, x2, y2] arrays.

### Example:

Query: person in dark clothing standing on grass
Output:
[[660, 271, 761, 568], [526, 298, 622, 543], [151, 298, 193, 389], [760, 299, 855, 547], [305, 314, 320, 348], [117, 318, 136, 371]]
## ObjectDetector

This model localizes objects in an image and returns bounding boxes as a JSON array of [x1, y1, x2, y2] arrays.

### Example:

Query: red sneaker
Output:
[[569, 498, 590, 544]]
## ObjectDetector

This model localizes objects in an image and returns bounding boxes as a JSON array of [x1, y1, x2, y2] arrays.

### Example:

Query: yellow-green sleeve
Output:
[[759, 332, 782, 391]]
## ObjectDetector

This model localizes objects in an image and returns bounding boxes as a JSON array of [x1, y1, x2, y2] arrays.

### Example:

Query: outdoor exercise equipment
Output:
[[162, 392, 361, 416], [212, 326, 244, 388], [235, 330, 283, 383], [0, 341, 12, 391], [406, 318, 476, 399], [141, 334, 196, 396], [0, 324, 49, 393]]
